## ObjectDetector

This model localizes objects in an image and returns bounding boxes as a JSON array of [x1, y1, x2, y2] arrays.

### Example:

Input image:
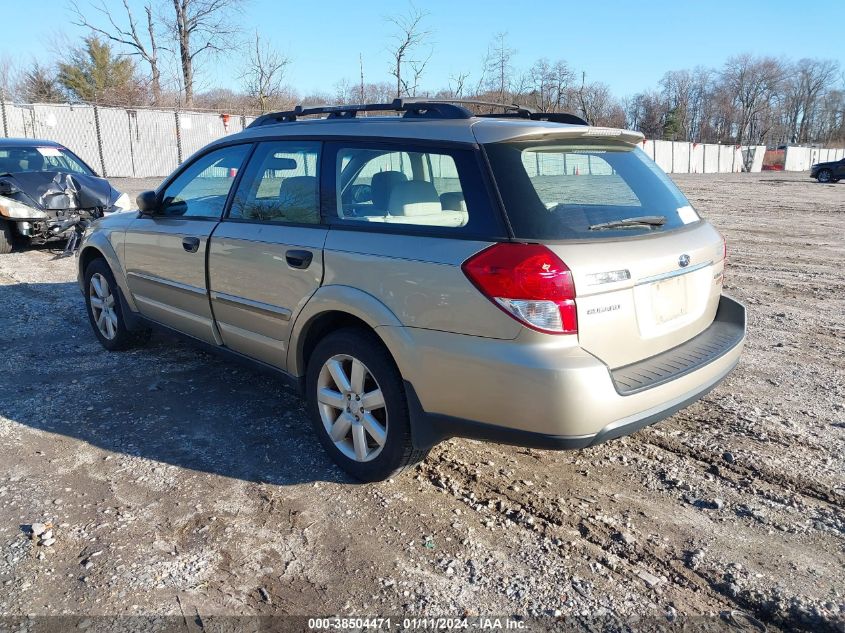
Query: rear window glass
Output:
[[485, 140, 698, 239]]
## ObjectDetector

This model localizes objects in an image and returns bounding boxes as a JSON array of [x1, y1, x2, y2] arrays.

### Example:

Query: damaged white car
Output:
[[0, 139, 132, 254]]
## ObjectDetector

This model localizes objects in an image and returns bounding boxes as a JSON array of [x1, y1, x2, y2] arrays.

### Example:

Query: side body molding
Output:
[[287, 284, 419, 381]]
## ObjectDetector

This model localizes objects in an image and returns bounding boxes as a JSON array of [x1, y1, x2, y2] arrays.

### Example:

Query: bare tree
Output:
[[526, 58, 573, 111], [484, 32, 514, 104], [386, 5, 431, 99], [721, 54, 785, 145], [625, 91, 665, 138], [783, 58, 840, 143], [170, 0, 244, 107], [448, 71, 470, 98], [70, 0, 164, 104], [0, 56, 19, 101], [574, 75, 625, 127], [242, 31, 289, 112]]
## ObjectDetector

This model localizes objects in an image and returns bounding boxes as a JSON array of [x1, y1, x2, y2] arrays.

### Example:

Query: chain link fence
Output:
[[0, 100, 256, 178], [2, 100, 843, 178]]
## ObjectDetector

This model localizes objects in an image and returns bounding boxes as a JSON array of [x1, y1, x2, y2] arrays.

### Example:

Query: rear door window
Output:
[[329, 143, 503, 236]]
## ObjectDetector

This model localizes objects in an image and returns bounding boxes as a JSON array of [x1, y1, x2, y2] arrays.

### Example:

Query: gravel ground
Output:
[[0, 171, 842, 631]]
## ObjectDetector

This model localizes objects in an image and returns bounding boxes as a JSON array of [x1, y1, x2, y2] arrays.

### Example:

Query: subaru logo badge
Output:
[[678, 254, 691, 268]]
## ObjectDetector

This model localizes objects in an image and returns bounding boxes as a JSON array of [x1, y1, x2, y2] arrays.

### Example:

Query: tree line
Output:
[[1, 2, 842, 147]]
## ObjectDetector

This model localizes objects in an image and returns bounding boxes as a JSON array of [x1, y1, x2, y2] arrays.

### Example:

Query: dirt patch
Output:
[[0, 171, 842, 630]]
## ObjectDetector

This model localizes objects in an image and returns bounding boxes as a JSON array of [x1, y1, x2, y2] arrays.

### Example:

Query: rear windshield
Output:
[[484, 139, 699, 239]]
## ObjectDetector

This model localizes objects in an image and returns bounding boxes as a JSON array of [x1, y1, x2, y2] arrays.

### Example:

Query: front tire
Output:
[[817, 169, 832, 183], [306, 328, 427, 482], [0, 220, 13, 254], [84, 258, 151, 351]]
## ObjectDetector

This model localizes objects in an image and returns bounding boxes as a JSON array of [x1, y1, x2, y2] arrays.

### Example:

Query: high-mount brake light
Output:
[[462, 243, 577, 334]]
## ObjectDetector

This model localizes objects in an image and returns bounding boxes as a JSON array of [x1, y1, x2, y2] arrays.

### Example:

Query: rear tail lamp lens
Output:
[[462, 243, 577, 334]]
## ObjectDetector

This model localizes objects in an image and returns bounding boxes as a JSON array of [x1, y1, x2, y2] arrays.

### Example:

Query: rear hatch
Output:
[[483, 136, 725, 369]]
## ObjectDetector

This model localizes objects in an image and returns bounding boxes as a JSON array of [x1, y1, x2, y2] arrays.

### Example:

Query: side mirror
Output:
[[0, 179, 20, 196], [136, 190, 159, 215]]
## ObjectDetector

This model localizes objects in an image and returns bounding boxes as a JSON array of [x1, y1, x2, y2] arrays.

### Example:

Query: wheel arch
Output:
[[288, 285, 417, 381], [78, 235, 138, 313]]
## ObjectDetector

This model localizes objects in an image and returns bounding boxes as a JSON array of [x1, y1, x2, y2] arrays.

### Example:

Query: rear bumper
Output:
[[400, 295, 746, 450]]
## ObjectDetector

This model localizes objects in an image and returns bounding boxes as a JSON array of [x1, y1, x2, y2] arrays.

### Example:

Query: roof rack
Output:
[[246, 98, 588, 128], [247, 99, 473, 127]]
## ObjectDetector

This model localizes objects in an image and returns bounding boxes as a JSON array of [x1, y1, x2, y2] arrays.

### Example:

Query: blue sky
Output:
[[3, 0, 844, 98]]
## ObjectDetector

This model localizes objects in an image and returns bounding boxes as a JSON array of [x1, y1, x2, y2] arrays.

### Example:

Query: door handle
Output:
[[182, 236, 201, 253], [285, 249, 313, 269]]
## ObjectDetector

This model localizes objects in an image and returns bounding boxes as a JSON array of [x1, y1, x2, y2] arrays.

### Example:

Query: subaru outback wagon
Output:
[[77, 100, 746, 481]]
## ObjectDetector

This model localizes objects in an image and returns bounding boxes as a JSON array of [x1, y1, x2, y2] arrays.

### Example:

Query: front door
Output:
[[124, 144, 252, 343], [207, 141, 327, 368]]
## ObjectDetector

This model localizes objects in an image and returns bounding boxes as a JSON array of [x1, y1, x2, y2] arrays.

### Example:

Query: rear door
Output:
[[207, 141, 326, 368], [124, 144, 251, 343]]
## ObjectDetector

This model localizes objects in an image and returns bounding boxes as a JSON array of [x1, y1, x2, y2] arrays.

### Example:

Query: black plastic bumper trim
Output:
[[610, 295, 746, 396]]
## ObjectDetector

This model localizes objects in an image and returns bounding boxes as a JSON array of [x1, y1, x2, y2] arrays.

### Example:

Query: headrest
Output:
[[388, 180, 442, 216], [278, 176, 317, 207], [440, 191, 467, 213], [370, 170, 407, 209]]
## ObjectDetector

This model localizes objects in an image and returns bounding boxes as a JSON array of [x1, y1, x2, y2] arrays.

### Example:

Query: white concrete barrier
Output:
[[653, 140, 673, 172], [703, 144, 720, 173], [672, 142, 690, 173], [784, 146, 812, 171], [746, 145, 766, 172], [690, 143, 704, 173]]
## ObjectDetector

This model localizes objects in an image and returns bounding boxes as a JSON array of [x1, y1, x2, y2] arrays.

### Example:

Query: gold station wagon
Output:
[[77, 100, 746, 481]]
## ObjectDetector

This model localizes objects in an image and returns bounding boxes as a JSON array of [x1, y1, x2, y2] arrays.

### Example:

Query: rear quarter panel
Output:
[[320, 230, 521, 338]]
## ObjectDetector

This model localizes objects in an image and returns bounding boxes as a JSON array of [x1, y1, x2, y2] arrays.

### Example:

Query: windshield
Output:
[[0, 146, 94, 176], [484, 139, 699, 239]]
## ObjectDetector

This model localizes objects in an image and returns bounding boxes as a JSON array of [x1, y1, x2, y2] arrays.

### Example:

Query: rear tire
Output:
[[306, 327, 428, 482], [84, 258, 151, 351], [817, 169, 832, 183], [0, 220, 13, 254]]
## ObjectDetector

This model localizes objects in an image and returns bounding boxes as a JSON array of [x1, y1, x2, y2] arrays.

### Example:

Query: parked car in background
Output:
[[0, 139, 132, 253], [77, 99, 746, 482], [810, 157, 845, 183]]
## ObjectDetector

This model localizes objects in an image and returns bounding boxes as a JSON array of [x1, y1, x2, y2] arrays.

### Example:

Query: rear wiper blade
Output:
[[589, 215, 667, 231]]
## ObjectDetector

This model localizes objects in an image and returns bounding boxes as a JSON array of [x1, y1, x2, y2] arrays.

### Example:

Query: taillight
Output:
[[462, 243, 577, 334]]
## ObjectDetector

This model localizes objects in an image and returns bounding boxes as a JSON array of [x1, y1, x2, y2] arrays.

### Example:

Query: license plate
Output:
[[652, 275, 688, 324]]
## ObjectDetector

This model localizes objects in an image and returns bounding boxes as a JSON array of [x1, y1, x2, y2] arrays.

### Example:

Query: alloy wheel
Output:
[[89, 273, 118, 340], [316, 354, 388, 462]]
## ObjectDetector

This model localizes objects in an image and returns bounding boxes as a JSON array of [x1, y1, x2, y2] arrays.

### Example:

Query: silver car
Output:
[[77, 100, 746, 482]]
